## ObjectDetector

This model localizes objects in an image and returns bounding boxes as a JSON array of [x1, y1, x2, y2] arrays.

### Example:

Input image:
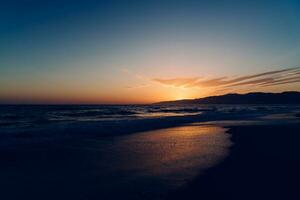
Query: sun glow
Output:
[[171, 89, 194, 101]]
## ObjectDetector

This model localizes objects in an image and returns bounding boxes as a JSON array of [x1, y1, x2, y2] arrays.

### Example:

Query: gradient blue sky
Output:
[[1, 0, 300, 103]]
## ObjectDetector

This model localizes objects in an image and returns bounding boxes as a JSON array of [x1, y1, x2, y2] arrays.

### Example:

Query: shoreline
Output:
[[1, 107, 296, 147], [166, 123, 300, 200]]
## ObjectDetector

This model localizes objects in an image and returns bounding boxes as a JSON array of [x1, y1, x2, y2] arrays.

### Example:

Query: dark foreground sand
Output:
[[167, 124, 300, 200], [1, 120, 300, 200]]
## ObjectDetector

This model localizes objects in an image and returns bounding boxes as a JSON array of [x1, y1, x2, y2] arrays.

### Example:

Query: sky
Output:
[[1, 0, 300, 104]]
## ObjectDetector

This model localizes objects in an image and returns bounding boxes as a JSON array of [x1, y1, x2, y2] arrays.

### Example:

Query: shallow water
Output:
[[0, 124, 231, 200], [2, 104, 298, 129]]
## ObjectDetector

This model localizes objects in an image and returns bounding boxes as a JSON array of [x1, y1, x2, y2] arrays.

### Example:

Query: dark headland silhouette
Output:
[[156, 91, 300, 105]]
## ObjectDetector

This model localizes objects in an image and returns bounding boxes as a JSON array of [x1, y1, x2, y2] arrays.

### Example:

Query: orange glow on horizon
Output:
[[1, 69, 299, 104]]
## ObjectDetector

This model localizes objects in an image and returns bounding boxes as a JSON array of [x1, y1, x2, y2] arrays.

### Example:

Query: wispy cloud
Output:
[[259, 75, 300, 87], [153, 67, 300, 92], [153, 77, 200, 88]]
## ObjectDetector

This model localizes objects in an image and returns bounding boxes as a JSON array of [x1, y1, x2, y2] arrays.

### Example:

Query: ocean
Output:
[[1, 104, 297, 130]]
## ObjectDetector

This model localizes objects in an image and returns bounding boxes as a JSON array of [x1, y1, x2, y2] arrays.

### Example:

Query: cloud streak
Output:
[[153, 67, 300, 92], [153, 77, 200, 88]]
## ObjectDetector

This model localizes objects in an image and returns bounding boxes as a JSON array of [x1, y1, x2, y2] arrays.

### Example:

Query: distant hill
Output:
[[155, 91, 300, 105]]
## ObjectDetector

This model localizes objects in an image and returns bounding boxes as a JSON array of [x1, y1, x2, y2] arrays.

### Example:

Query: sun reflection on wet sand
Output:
[[58, 124, 232, 198], [0, 124, 232, 200], [113, 125, 232, 184]]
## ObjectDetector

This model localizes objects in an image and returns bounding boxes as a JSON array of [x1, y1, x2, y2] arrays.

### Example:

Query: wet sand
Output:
[[0, 124, 231, 200], [167, 124, 300, 200], [1, 113, 300, 200]]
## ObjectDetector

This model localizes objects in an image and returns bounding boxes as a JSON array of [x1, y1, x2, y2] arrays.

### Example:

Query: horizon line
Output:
[[1, 90, 299, 105]]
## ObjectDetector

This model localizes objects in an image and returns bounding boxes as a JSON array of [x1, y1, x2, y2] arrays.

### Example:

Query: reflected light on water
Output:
[[120, 126, 230, 176], [0, 124, 232, 200], [91, 125, 232, 188]]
